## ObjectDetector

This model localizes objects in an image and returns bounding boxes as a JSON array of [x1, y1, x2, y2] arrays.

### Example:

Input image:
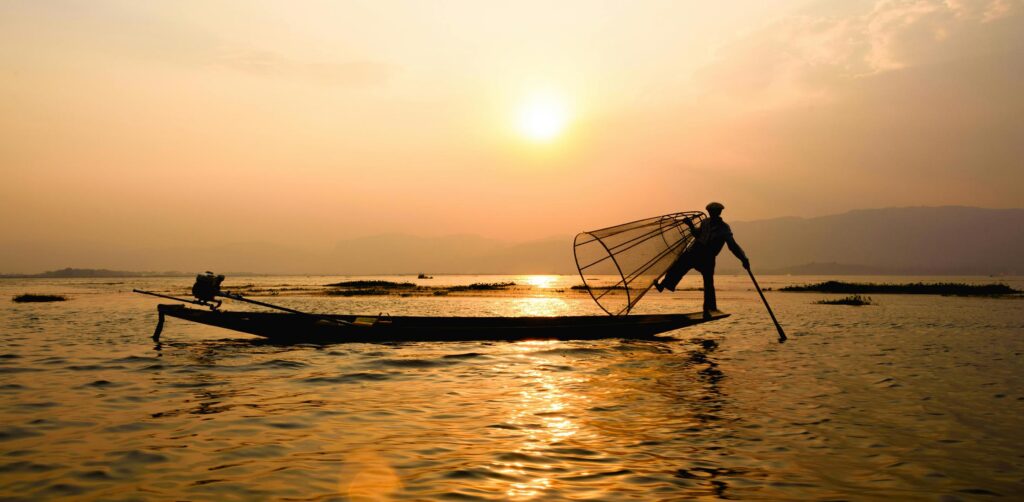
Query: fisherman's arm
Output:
[[727, 235, 750, 270], [684, 215, 701, 237]]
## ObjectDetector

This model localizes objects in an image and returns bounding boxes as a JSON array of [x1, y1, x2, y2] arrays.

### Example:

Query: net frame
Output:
[[574, 211, 706, 316]]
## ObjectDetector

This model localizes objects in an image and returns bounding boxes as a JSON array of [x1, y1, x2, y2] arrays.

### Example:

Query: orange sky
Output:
[[1, 0, 1022, 256]]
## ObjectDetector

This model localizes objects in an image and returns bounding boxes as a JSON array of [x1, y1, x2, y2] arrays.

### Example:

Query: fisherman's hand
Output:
[[741, 258, 750, 270]]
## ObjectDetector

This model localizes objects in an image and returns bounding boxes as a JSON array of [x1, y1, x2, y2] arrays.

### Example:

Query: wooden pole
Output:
[[746, 269, 787, 342]]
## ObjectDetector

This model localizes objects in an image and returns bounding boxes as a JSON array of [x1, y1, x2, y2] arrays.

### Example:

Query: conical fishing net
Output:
[[574, 211, 706, 316]]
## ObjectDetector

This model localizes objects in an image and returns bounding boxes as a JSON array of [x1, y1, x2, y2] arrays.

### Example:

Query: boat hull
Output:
[[156, 304, 728, 343]]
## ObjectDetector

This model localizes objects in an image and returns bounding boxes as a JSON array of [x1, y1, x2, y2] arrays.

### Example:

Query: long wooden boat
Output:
[[155, 303, 728, 344]]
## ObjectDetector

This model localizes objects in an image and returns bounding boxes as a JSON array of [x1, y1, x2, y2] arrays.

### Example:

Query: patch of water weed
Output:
[[12, 294, 67, 303], [325, 289, 391, 296], [447, 282, 516, 292], [815, 295, 874, 306], [325, 280, 417, 289], [782, 281, 1018, 296]]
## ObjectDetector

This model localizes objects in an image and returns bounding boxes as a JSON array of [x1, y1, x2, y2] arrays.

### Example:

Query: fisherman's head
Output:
[[706, 202, 725, 217]]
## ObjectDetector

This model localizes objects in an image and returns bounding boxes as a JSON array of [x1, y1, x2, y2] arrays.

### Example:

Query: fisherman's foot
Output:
[[702, 310, 713, 320], [653, 280, 664, 293]]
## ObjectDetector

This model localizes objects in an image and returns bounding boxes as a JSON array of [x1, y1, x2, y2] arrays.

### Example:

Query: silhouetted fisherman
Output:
[[653, 202, 749, 318]]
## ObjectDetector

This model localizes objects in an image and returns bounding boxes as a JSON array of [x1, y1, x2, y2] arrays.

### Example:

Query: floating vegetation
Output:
[[325, 289, 391, 297], [323, 281, 516, 296], [230, 286, 310, 295], [326, 280, 417, 289], [571, 284, 628, 290], [447, 282, 516, 292], [815, 295, 873, 306], [781, 281, 1018, 296], [12, 294, 67, 303]]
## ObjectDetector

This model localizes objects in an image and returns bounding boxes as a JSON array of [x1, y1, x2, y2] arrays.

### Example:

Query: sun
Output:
[[516, 92, 569, 143]]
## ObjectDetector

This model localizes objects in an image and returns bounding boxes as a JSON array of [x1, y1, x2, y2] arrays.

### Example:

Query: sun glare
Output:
[[516, 92, 569, 142]]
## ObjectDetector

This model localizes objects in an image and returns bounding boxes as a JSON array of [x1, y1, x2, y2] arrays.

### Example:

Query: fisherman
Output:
[[653, 202, 749, 318]]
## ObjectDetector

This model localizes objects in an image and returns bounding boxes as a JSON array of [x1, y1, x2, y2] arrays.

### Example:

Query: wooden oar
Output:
[[133, 289, 219, 308], [746, 269, 787, 343], [217, 291, 355, 327]]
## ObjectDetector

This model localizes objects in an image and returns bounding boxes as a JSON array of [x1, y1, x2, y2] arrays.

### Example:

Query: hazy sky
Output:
[[2, 0, 1022, 254]]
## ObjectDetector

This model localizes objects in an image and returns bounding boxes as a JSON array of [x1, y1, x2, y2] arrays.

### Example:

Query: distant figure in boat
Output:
[[653, 202, 750, 318]]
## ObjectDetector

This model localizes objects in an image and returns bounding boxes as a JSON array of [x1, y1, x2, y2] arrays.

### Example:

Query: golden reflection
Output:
[[338, 449, 401, 502], [523, 275, 558, 289], [509, 297, 569, 317], [513, 340, 560, 349], [494, 348, 590, 500], [508, 476, 553, 499]]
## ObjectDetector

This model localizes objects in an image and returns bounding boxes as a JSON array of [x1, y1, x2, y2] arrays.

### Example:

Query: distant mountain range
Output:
[[2, 207, 1021, 276], [729, 206, 1023, 275], [0, 268, 190, 279]]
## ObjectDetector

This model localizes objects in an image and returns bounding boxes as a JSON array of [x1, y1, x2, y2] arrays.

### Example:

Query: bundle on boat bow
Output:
[[134, 272, 366, 341]]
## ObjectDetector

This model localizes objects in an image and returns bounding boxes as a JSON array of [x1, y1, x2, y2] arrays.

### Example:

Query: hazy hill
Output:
[[730, 206, 1023, 275], [325, 234, 574, 274], [1, 207, 1020, 275], [0, 268, 191, 279], [321, 206, 1023, 275]]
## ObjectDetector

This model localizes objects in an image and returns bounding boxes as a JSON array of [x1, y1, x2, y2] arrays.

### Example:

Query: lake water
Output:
[[1, 275, 1022, 500]]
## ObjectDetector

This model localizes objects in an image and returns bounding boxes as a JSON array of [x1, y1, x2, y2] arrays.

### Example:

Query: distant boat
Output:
[[417, 273, 433, 279]]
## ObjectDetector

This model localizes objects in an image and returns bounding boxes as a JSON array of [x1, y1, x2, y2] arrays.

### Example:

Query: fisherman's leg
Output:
[[658, 255, 693, 292], [700, 266, 717, 314]]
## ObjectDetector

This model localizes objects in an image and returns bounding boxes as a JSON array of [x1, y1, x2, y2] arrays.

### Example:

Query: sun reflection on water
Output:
[[507, 475, 554, 500], [508, 297, 571, 317], [337, 449, 402, 502], [494, 346, 591, 500], [522, 275, 559, 289]]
